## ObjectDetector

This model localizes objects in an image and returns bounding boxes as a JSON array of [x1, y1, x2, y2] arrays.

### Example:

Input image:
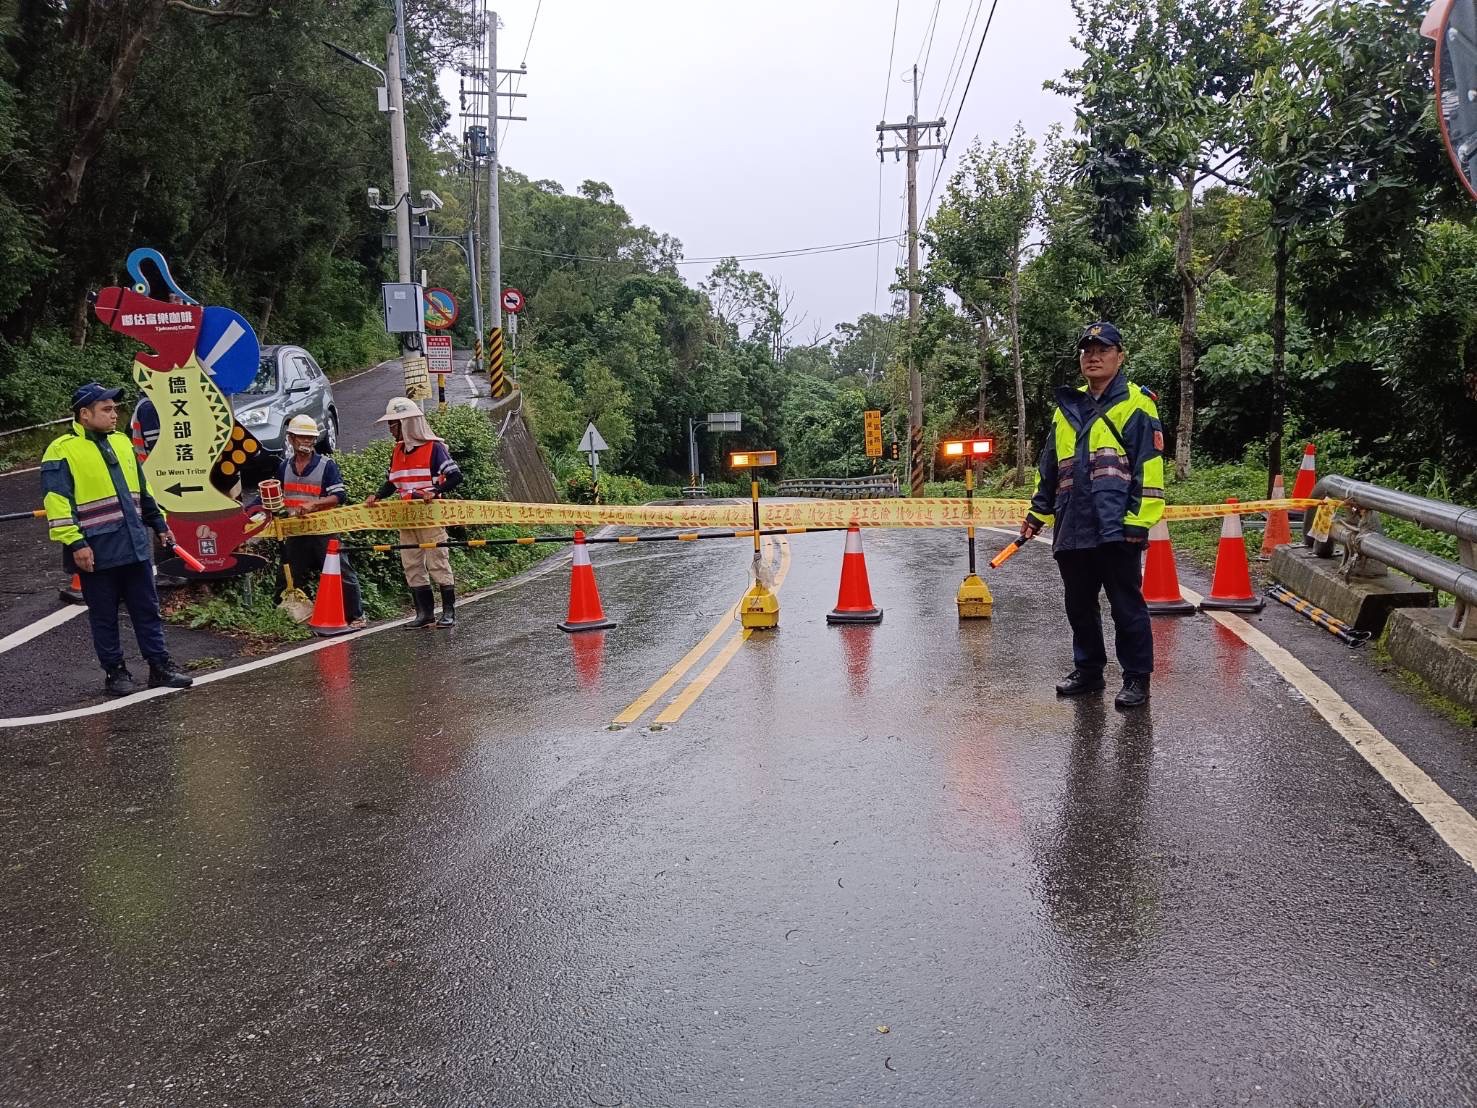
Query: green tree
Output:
[[1052, 0, 1276, 477]]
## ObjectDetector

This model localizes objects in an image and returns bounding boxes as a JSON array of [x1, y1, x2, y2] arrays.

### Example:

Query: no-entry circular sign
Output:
[[502, 287, 525, 314], [424, 287, 459, 330]]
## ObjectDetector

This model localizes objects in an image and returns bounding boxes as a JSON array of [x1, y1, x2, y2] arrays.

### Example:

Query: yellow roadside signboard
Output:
[[864, 410, 883, 458]]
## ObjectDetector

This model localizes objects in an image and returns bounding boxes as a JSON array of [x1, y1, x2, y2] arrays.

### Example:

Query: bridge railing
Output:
[[1310, 475, 1477, 640], [776, 474, 902, 499]]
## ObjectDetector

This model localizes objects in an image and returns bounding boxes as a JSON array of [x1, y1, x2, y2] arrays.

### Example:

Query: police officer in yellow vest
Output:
[[42, 382, 194, 697], [1021, 323, 1165, 710]]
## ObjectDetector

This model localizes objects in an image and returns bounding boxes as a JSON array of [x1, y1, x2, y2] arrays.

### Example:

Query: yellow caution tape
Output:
[[278, 497, 1335, 538]]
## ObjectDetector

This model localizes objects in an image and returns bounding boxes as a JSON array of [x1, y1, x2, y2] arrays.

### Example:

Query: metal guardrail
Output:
[[1310, 475, 1477, 641], [777, 474, 902, 499]]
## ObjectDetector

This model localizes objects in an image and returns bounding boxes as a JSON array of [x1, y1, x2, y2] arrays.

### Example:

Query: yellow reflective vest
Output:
[[1026, 373, 1165, 551], [42, 422, 169, 569]]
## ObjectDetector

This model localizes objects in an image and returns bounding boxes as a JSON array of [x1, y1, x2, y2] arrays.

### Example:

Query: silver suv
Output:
[[232, 345, 339, 455]]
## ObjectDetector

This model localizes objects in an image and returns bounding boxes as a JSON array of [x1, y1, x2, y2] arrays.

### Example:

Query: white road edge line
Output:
[[0, 544, 575, 730], [0, 604, 87, 656], [982, 526, 1477, 873]]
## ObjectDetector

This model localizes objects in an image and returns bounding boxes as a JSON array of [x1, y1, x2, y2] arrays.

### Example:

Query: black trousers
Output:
[[1055, 542, 1153, 679], [80, 560, 168, 671], [278, 535, 362, 621]]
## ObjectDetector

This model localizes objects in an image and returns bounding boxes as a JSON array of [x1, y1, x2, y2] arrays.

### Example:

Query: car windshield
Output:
[[241, 356, 279, 396]]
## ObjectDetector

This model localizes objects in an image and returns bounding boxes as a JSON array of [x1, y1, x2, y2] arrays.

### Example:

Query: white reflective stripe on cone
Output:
[[1299, 450, 1316, 469], [572, 541, 591, 567], [844, 527, 864, 554], [1148, 519, 1171, 543], [1270, 475, 1286, 496], [323, 553, 340, 575], [1221, 505, 1244, 539]]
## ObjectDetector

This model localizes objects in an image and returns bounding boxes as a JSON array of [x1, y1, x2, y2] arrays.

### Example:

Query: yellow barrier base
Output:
[[956, 574, 993, 619], [740, 583, 780, 630]]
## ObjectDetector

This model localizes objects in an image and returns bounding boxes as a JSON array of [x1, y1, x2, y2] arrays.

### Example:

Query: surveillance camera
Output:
[[419, 190, 444, 211], [366, 187, 381, 206]]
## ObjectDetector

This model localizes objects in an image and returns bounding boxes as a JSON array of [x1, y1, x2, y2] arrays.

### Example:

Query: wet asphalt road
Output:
[[3, 525, 1477, 1106]]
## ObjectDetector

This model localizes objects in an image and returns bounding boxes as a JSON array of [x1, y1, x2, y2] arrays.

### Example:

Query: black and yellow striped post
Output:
[[473, 336, 484, 375], [909, 424, 925, 497], [487, 327, 507, 398]]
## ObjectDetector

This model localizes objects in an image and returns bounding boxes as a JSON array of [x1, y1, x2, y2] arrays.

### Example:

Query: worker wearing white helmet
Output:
[[271, 413, 364, 626], [364, 396, 463, 628]]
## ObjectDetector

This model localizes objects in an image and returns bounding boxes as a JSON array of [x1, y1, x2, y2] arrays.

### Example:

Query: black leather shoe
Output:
[[1115, 676, 1150, 710], [1055, 669, 1106, 697], [104, 664, 138, 697], [147, 659, 194, 689]]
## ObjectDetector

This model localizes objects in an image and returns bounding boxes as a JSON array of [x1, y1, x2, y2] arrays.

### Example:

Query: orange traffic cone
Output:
[[1199, 500, 1265, 613], [559, 530, 616, 632], [1259, 473, 1294, 560], [60, 573, 84, 604], [827, 524, 883, 624], [1142, 521, 1196, 615], [308, 538, 354, 636], [1291, 442, 1317, 538]]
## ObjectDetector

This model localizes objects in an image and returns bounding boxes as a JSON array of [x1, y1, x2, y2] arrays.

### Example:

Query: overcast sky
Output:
[[440, 1, 1082, 337]]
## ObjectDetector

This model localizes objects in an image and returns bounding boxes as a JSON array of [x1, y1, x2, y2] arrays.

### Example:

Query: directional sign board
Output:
[[502, 288, 525, 314], [864, 409, 883, 458], [195, 307, 260, 396], [424, 287, 459, 330], [425, 334, 454, 375], [706, 410, 742, 432], [578, 422, 609, 454]]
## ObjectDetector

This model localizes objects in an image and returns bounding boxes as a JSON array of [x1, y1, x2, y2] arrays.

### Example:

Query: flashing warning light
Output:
[[730, 450, 778, 469], [941, 438, 995, 458]]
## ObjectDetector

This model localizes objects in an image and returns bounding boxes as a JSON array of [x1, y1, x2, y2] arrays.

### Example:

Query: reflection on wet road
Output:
[[3, 527, 1476, 1106]]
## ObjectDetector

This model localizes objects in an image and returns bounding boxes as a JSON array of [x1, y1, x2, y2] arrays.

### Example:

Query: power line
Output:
[[506, 234, 907, 266], [922, 0, 1002, 225], [499, 1, 541, 151], [934, 0, 984, 120], [915, 0, 944, 88], [880, 0, 901, 117]]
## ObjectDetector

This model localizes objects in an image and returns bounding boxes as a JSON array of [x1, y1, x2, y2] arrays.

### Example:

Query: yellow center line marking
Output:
[[652, 537, 792, 727], [612, 535, 775, 727]]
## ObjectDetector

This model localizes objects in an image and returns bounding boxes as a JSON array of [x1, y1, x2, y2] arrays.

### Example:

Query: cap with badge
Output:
[[1077, 322, 1123, 350], [71, 382, 124, 411]]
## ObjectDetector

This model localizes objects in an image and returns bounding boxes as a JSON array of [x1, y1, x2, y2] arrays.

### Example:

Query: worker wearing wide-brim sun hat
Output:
[[364, 397, 464, 628]]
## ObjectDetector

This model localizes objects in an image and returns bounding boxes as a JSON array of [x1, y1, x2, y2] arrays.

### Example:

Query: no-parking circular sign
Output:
[[424, 287, 459, 330]]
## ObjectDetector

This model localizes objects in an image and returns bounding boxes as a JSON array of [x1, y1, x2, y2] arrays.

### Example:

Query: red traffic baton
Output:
[[171, 544, 206, 573]]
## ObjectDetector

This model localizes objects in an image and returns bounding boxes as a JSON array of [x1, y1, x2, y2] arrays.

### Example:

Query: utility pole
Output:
[[460, 9, 526, 398], [386, 29, 413, 286], [877, 66, 946, 497]]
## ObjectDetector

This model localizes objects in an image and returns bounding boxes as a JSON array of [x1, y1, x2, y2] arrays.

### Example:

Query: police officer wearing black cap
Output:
[[41, 382, 193, 697], [1019, 323, 1166, 710]]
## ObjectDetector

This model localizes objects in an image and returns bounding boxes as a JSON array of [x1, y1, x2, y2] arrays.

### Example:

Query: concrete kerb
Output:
[[1269, 544, 1433, 634], [1385, 608, 1477, 715]]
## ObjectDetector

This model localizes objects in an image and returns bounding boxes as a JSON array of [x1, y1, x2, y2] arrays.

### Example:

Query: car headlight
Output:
[[239, 408, 270, 428]]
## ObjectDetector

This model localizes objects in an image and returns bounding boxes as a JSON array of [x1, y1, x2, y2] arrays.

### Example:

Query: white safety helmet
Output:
[[376, 396, 421, 422], [285, 414, 320, 438]]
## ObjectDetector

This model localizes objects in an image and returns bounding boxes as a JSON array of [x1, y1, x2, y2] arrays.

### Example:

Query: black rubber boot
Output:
[[147, 657, 194, 689], [104, 664, 138, 697], [408, 586, 437, 628], [1114, 676, 1151, 711], [1055, 669, 1106, 697], [436, 586, 456, 628]]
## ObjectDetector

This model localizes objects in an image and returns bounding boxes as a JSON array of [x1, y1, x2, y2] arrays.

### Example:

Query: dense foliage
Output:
[[3, 0, 1474, 504]]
